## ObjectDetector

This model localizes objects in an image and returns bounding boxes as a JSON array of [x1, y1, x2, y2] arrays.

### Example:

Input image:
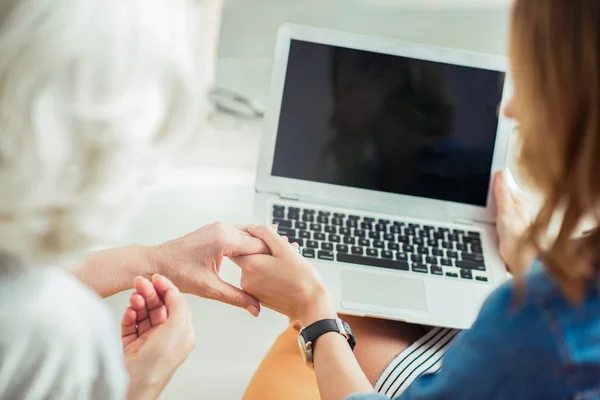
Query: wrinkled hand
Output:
[[151, 223, 269, 317], [122, 275, 195, 400], [493, 169, 536, 273], [231, 225, 336, 326]]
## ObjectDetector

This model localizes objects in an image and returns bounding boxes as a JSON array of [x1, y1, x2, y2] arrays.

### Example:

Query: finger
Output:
[[204, 275, 261, 317], [230, 226, 271, 256], [163, 285, 189, 324], [129, 292, 152, 335], [134, 276, 164, 311], [246, 225, 288, 256], [152, 274, 177, 300], [121, 307, 138, 347]]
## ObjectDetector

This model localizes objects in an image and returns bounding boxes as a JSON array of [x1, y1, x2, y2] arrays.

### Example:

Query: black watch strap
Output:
[[300, 318, 356, 351]]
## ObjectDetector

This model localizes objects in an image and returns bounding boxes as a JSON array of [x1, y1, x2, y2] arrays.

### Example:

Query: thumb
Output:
[[206, 275, 261, 317], [493, 169, 511, 208], [163, 286, 188, 323]]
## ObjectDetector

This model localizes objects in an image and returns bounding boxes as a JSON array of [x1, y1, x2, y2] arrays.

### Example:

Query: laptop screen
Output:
[[271, 39, 506, 207]]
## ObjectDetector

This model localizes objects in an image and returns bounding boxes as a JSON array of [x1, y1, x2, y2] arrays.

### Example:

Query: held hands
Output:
[[121, 275, 195, 400], [149, 223, 269, 317], [231, 225, 337, 326]]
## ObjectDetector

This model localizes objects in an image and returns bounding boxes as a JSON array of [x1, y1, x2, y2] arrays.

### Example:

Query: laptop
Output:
[[254, 24, 513, 330]]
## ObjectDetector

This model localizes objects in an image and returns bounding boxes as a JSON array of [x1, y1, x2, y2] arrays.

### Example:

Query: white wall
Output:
[[216, 1, 512, 104]]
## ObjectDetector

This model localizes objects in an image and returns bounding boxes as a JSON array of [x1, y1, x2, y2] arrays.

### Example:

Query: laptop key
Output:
[[442, 241, 453, 249], [329, 234, 341, 243], [390, 226, 402, 234], [411, 254, 422, 263], [317, 216, 329, 224], [299, 230, 311, 239], [363, 217, 375, 223], [332, 217, 343, 226], [383, 233, 395, 241], [288, 213, 299, 221], [296, 221, 307, 230], [468, 231, 481, 238], [359, 238, 370, 247], [352, 246, 363, 255], [460, 269, 473, 280], [446, 272, 458, 278], [373, 240, 385, 249], [369, 231, 380, 239], [289, 207, 300, 213], [361, 222, 372, 230], [471, 245, 483, 254], [314, 233, 326, 241], [306, 240, 319, 249], [405, 228, 416, 236], [346, 219, 358, 228], [318, 251, 335, 261], [463, 237, 481, 245], [396, 252, 408, 261], [337, 244, 349, 253], [382, 250, 394, 259], [302, 249, 315, 258], [455, 260, 486, 271], [447, 234, 458, 242], [310, 223, 322, 232], [322, 242, 334, 251], [355, 230, 366, 238], [273, 208, 285, 218], [426, 256, 437, 264], [343, 237, 355, 245], [441, 258, 452, 266], [273, 218, 292, 228], [398, 235, 410, 243], [302, 214, 315, 222], [408, 223, 419, 229], [379, 219, 390, 224], [277, 227, 295, 237], [334, 213, 346, 219], [318, 211, 331, 217], [432, 248, 444, 257], [367, 248, 379, 257], [453, 229, 465, 235], [273, 205, 285, 211], [462, 253, 485, 263], [446, 251, 459, 259], [431, 266, 444, 276], [348, 215, 360, 220], [339, 227, 351, 236], [393, 221, 405, 227], [337, 253, 410, 271], [476, 276, 489, 282], [388, 243, 400, 251], [325, 226, 337, 234], [402, 244, 413, 253], [304, 209, 315, 214], [412, 263, 429, 274], [375, 224, 387, 232], [455, 243, 467, 251], [416, 246, 429, 255]]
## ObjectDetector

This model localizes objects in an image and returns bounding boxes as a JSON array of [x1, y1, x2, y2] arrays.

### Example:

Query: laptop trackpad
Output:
[[341, 269, 428, 313]]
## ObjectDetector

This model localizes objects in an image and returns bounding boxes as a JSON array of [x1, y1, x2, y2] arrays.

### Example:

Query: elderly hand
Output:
[[493, 169, 536, 273], [231, 225, 337, 326], [148, 223, 269, 317], [121, 275, 195, 400]]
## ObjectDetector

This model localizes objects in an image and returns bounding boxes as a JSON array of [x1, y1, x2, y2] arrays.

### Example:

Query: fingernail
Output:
[[170, 287, 180, 296], [246, 305, 259, 317]]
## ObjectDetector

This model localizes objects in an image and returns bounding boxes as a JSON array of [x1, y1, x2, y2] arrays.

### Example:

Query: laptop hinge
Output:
[[278, 193, 299, 201], [453, 218, 475, 226]]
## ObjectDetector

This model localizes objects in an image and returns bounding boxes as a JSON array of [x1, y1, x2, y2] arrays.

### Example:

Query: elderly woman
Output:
[[0, 1, 264, 399]]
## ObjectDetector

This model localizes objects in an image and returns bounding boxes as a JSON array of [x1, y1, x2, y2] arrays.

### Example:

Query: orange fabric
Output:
[[243, 323, 320, 400]]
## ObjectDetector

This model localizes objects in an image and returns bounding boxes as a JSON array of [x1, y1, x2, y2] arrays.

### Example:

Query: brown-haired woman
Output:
[[238, 1, 600, 399]]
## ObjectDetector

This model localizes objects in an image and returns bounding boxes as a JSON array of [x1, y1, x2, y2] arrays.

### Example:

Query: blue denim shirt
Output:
[[346, 263, 600, 400]]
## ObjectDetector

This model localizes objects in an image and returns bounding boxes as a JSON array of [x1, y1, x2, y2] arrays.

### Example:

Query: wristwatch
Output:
[[298, 318, 356, 369]]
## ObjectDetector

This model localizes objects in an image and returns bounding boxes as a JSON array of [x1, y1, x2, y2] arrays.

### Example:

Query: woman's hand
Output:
[[121, 275, 196, 400], [231, 225, 337, 326], [492, 169, 536, 273]]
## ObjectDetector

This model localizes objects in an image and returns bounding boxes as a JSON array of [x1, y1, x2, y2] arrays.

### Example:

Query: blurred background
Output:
[[105, 1, 513, 399]]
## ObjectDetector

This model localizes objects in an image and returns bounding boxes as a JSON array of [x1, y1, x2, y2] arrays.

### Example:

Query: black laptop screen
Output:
[[270, 39, 506, 207]]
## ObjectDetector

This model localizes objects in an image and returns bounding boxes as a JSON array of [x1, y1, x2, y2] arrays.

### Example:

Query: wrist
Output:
[[298, 284, 337, 327]]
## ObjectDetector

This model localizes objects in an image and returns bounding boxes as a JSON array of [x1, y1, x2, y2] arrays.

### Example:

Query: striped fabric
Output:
[[374, 327, 460, 398]]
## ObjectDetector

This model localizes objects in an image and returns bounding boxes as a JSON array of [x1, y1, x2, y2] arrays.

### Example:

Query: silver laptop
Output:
[[253, 24, 513, 330]]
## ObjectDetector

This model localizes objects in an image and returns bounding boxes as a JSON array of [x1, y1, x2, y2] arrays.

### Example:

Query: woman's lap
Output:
[[243, 316, 428, 400]]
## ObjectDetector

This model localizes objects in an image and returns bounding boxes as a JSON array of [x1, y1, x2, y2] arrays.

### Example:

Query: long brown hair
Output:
[[511, 0, 600, 301]]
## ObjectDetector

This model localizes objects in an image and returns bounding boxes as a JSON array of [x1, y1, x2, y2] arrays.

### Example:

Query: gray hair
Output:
[[0, 0, 205, 265]]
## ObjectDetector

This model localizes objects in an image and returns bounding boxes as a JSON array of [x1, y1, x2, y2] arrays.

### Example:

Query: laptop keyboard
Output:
[[272, 204, 489, 282]]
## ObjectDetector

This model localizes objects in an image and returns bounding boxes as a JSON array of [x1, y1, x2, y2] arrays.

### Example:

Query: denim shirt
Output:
[[346, 262, 600, 400]]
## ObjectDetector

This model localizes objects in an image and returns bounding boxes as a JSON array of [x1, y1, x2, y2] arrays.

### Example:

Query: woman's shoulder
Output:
[[0, 265, 127, 400]]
